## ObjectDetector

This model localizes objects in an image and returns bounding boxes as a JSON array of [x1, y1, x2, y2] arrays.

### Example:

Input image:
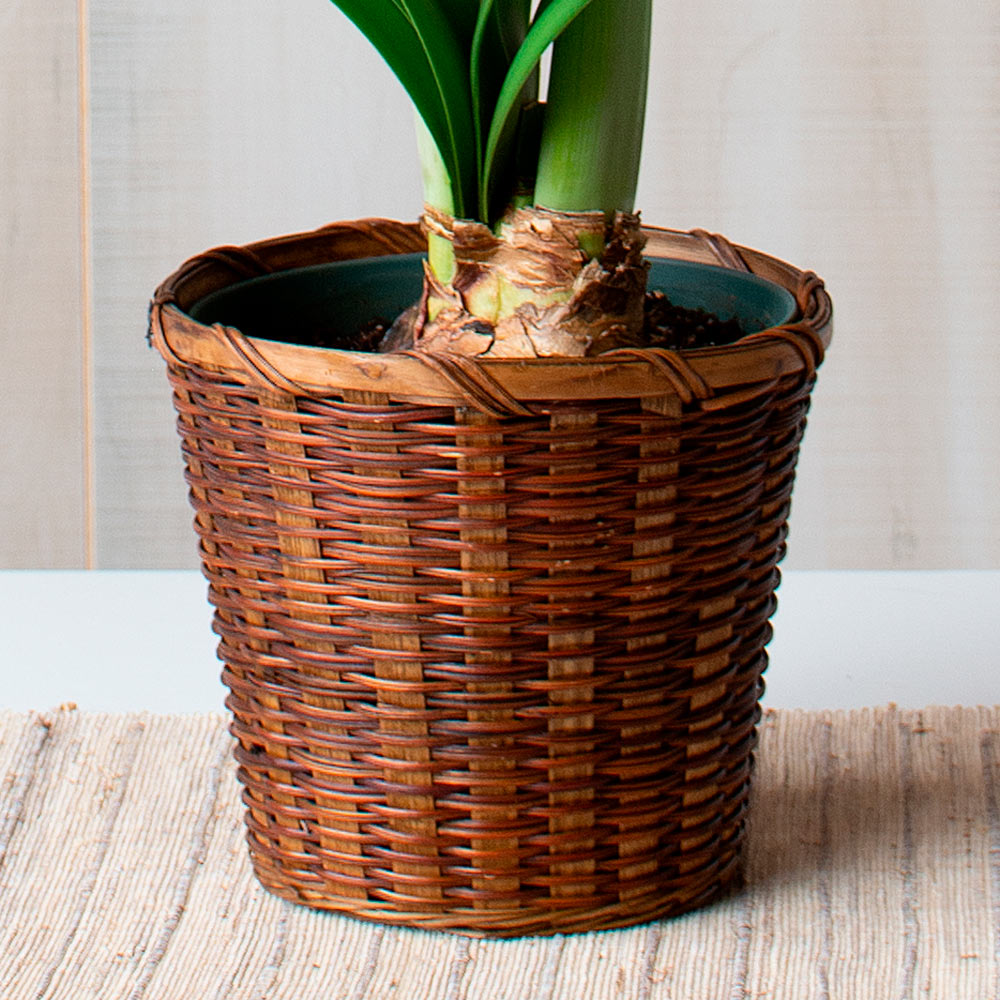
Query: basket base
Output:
[[249, 847, 745, 938]]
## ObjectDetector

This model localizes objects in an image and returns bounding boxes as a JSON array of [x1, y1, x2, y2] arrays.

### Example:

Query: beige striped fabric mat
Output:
[[1, 706, 997, 999]]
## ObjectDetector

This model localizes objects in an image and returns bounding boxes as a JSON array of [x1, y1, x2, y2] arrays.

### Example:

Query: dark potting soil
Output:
[[639, 291, 744, 351], [329, 292, 745, 354]]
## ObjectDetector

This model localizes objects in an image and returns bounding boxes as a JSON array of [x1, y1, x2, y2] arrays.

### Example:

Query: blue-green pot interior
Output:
[[189, 252, 796, 347]]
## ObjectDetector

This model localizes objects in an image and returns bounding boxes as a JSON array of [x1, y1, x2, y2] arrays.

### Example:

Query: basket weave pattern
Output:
[[152, 221, 830, 936]]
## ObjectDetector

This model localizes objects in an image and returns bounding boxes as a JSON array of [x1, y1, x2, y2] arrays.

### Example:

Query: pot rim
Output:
[[150, 220, 831, 414]]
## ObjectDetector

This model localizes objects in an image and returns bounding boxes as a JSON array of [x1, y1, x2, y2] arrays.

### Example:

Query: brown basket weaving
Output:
[[150, 219, 831, 937]]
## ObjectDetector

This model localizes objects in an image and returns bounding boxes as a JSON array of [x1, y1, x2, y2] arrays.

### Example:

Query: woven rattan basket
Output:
[[150, 219, 831, 937]]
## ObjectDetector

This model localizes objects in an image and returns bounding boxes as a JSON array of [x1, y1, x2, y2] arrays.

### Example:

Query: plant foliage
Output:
[[328, 0, 650, 226]]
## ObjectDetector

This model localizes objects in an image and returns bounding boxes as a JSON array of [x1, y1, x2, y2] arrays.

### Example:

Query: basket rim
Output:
[[150, 220, 831, 413]]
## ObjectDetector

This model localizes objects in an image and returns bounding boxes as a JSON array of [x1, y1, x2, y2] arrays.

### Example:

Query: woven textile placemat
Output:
[[1, 706, 997, 999]]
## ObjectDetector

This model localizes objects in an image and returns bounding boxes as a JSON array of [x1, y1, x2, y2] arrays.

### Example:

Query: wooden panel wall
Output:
[[2, 1, 998, 569], [87, 0, 422, 568], [637, 0, 1000, 568], [0, 6, 88, 567]]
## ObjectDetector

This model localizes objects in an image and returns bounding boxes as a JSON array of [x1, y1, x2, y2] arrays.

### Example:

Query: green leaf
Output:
[[471, 0, 535, 220], [471, 0, 498, 168], [480, 0, 597, 215], [328, 0, 477, 216], [488, 0, 533, 65], [427, 0, 479, 42]]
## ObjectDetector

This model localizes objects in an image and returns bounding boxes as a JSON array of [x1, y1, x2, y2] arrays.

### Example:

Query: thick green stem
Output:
[[533, 0, 651, 230], [415, 113, 457, 284]]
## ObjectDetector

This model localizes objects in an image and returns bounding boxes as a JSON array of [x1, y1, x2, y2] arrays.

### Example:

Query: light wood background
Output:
[[2, 0, 997, 569]]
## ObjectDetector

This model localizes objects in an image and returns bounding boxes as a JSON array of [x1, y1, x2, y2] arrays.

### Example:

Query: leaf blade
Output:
[[472, 0, 537, 220], [481, 0, 597, 213], [328, 0, 477, 215]]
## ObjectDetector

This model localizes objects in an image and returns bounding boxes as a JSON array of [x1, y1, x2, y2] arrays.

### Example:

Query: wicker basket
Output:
[[150, 219, 831, 937]]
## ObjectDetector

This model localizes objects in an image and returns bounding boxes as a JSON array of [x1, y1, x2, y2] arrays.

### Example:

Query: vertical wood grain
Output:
[[639, 0, 1000, 568], [87, 0, 422, 567], [2, 0, 997, 569], [0, 5, 88, 567]]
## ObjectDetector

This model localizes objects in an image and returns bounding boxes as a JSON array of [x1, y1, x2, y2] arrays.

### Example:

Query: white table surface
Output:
[[1, 570, 996, 713]]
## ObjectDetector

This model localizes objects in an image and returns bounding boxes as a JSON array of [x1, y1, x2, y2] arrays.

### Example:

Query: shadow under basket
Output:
[[150, 219, 832, 937]]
